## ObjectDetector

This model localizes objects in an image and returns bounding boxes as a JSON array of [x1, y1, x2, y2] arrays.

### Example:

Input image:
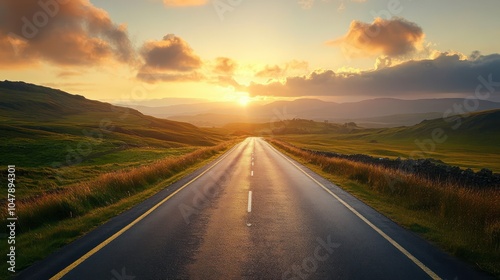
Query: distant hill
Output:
[[223, 119, 360, 135], [0, 81, 228, 167], [350, 112, 446, 128], [373, 109, 500, 145], [169, 113, 252, 127], [124, 97, 500, 128], [222, 108, 500, 148], [114, 97, 208, 107], [123, 102, 240, 119]]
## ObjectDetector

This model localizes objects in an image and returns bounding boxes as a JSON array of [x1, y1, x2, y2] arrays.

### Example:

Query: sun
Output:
[[238, 95, 251, 106], [224, 90, 252, 106]]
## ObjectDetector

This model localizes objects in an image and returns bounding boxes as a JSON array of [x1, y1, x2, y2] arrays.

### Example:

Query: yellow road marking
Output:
[[50, 143, 241, 279]]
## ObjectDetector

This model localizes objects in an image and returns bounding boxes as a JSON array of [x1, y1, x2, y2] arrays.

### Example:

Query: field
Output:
[[275, 133, 500, 173], [266, 119, 500, 277], [3, 140, 238, 274], [0, 82, 241, 275], [0, 128, 239, 274], [227, 110, 500, 173]]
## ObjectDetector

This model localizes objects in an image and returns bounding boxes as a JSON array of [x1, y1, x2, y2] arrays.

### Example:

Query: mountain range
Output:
[[121, 98, 500, 128]]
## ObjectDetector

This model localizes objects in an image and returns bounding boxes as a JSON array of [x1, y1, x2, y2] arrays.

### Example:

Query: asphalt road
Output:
[[17, 137, 491, 279]]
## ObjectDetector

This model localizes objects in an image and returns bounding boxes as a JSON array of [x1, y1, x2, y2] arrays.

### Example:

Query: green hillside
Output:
[[362, 109, 500, 145], [0, 81, 233, 197], [0, 81, 239, 273], [0, 81, 228, 168]]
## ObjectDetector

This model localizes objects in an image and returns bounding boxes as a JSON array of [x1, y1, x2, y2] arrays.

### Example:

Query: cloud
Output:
[[137, 40, 245, 88], [428, 50, 467, 61], [214, 75, 246, 91], [137, 71, 204, 83], [140, 34, 201, 72], [255, 60, 309, 78], [214, 57, 237, 74], [287, 59, 309, 71], [256, 65, 284, 78], [0, 0, 135, 68], [248, 53, 500, 98], [137, 34, 203, 83], [329, 17, 424, 58], [0, 35, 33, 68], [162, 0, 209, 7], [209, 57, 246, 90], [57, 70, 85, 78], [298, 0, 315, 9], [374, 55, 392, 70]]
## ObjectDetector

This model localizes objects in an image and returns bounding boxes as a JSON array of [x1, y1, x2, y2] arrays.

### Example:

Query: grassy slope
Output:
[[0, 81, 232, 195], [0, 81, 240, 277], [0, 83, 223, 150]]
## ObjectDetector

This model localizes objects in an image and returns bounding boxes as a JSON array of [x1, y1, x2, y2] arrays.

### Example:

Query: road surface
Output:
[[17, 137, 490, 279]]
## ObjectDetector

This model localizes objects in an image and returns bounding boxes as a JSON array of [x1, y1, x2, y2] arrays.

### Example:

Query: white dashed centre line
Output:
[[247, 191, 252, 213]]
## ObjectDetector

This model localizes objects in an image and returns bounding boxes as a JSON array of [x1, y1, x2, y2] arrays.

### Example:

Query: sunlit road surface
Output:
[[18, 137, 490, 280]]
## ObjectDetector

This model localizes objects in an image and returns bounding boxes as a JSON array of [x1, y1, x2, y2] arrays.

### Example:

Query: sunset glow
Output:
[[237, 94, 251, 107], [2, 2, 500, 277], [1, 0, 499, 102]]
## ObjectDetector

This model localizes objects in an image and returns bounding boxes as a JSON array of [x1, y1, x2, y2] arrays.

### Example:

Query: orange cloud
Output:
[[162, 0, 209, 7], [256, 65, 284, 78], [255, 60, 309, 78], [140, 34, 201, 72], [214, 57, 237, 74], [0, 34, 34, 68], [137, 71, 204, 83], [210, 57, 245, 90], [0, 0, 135, 68], [137, 34, 203, 83], [329, 17, 424, 58]]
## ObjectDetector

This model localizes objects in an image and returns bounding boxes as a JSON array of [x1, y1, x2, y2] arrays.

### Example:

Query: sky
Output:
[[1, 0, 500, 104]]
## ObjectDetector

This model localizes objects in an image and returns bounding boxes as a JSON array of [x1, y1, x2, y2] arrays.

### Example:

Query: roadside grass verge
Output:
[[274, 134, 500, 173], [16, 142, 225, 231], [2, 147, 199, 199], [267, 138, 500, 277], [1, 139, 240, 276]]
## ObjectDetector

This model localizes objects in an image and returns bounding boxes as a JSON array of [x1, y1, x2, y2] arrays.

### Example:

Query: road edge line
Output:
[[49, 141, 242, 280], [266, 141, 442, 280]]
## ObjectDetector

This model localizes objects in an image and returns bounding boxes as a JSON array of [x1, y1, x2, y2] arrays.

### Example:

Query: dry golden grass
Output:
[[268, 138, 500, 276], [15, 142, 230, 232]]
